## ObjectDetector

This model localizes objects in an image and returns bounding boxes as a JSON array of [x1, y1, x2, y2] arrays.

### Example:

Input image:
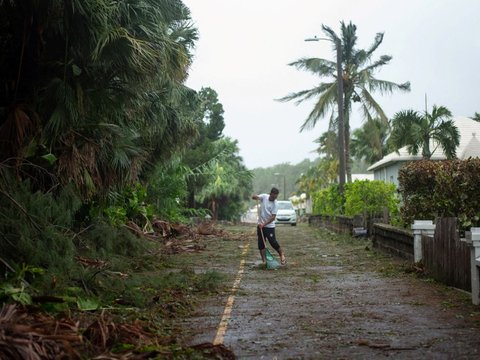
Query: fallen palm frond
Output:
[[0, 304, 82, 359], [125, 219, 248, 255], [0, 303, 226, 359]]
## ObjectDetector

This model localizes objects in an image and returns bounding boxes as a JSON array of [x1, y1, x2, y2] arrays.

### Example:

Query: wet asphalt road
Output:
[[181, 223, 480, 359]]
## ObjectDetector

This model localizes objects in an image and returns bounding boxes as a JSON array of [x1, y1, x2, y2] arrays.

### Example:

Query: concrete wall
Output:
[[309, 215, 414, 260], [309, 214, 351, 235], [371, 223, 414, 261]]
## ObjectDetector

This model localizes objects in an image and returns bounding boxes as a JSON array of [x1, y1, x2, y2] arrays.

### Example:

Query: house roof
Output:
[[460, 132, 480, 158], [367, 116, 480, 171]]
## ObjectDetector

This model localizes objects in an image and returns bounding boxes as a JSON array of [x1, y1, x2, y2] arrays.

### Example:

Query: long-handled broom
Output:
[[257, 200, 281, 270]]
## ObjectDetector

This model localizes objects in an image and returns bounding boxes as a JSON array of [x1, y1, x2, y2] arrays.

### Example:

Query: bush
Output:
[[344, 180, 399, 222], [311, 184, 343, 216], [101, 182, 154, 231], [311, 180, 400, 224], [0, 176, 80, 279], [398, 159, 480, 229], [146, 161, 189, 222]]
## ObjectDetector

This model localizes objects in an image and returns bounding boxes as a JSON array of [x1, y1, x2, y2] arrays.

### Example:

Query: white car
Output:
[[275, 200, 297, 226]]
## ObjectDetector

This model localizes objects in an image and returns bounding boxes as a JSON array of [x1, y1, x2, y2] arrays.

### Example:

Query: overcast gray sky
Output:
[[182, 0, 480, 169]]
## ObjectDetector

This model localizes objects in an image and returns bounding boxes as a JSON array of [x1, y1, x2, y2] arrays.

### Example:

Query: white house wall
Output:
[[373, 162, 404, 186]]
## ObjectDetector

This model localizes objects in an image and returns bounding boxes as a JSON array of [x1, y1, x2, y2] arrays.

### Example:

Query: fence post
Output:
[[411, 220, 436, 263], [465, 227, 480, 305]]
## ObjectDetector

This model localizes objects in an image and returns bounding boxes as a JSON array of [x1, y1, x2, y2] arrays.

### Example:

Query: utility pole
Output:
[[274, 173, 287, 200]]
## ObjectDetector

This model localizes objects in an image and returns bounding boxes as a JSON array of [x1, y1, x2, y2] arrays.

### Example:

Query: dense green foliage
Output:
[[182, 87, 252, 219], [0, 0, 200, 198], [0, 0, 252, 308], [0, 172, 80, 279], [311, 180, 399, 223], [398, 159, 480, 229], [0, 2, 251, 215], [344, 180, 399, 222], [146, 160, 191, 222], [311, 184, 344, 216], [0, 168, 149, 299], [194, 138, 252, 220]]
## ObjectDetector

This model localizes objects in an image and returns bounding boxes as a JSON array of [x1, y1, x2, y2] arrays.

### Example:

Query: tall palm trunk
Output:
[[343, 91, 353, 183], [344, 114, 352, 183]]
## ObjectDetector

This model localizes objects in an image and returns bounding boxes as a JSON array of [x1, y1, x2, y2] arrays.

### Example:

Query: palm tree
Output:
[[195, 138, 252, 220], [351, 117, 389, 164], [389, 105, 460, 159], [278, 21, 410, 181], [0, 0, 199, 198], [315, 130, 337, 159]]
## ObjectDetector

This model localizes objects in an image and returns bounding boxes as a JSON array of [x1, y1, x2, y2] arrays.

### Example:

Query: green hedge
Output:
[[312, 180, 399, 222], [398, 159, 480, 228], [344, 180, 399, 221], [312, 184, 343, 216]]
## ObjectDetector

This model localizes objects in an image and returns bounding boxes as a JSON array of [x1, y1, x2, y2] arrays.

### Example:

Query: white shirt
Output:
[[258, 194, 278, 228]]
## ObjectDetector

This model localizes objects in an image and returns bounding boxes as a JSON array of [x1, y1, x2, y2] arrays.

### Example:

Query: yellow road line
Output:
[[212, 242, 250, 345]]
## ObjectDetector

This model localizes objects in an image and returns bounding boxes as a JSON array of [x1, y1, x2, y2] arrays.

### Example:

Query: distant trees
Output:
[[251, 159, 319, 199], [183, 87, 226, 208], [182, 87, 252, 220]]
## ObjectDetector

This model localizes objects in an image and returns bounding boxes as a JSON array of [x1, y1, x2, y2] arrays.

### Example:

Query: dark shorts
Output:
[[257, 226, 280, 251]]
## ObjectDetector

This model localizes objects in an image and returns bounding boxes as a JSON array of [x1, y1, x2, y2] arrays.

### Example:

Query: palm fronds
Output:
[[0, 0, 200, 198], [390, 105, 459, 159], [279, 20, 410, 180]]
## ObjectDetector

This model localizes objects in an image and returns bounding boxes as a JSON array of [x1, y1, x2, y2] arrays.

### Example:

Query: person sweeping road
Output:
[[252, 187, 287, 266]]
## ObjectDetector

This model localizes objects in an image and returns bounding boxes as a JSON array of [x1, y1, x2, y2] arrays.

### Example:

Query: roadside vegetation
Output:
[[1, 1, 479, 358], [0, 1, 248, 358]]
